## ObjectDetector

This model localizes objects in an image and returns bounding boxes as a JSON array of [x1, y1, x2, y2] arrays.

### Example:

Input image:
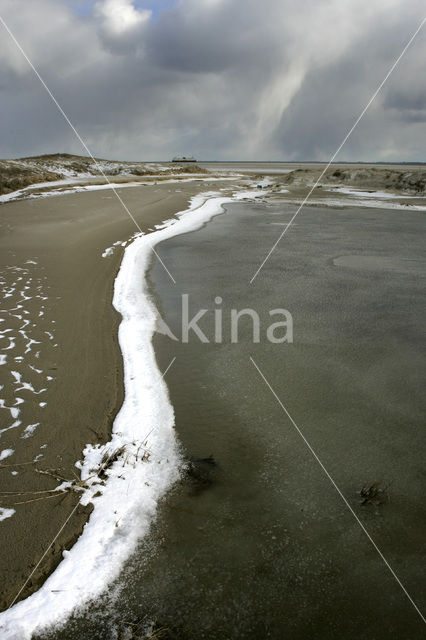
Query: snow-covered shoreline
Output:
[[0, 175, 239, 205], [0, 188, 264, 639]]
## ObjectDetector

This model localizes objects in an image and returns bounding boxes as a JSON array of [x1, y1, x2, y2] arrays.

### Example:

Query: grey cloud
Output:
[[144, 0, 284, 74], [384, 87, 426, 125], [0, 0, 425, 161], [272, 4, 426, 161]]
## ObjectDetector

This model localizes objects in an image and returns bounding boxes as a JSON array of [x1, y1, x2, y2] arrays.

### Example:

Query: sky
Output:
[[0, 0, 425, 161]]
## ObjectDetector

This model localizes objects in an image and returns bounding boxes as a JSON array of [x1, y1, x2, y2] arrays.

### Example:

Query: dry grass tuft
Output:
[[360, 478, 389, 506]]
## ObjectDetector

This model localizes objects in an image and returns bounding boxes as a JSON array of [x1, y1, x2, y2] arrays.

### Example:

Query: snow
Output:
[[0, 175, 236, 204], [256, 177, 274, 188], [308, 197, 426, 211], [0, 421, 21, 437], [0, 449, 14, 461], [21, 424, 40, 439], [328, 186, 421, 199], [0, 178, 82, 203], [0, 508, 15, 522], [102, 247, 114, 258]]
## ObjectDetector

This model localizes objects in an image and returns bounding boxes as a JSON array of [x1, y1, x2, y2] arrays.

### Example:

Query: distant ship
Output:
[[172, 155, 197, 162]]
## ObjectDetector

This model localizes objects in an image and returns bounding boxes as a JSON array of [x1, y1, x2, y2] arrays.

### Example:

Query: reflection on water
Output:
[[53, 202, 426, 640]]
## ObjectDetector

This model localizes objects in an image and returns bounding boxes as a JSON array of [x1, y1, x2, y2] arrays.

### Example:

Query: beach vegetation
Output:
[[359, 478, 389, 506]]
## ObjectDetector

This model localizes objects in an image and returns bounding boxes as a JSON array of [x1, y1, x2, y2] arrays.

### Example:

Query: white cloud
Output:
[[94, 0, 151, 52], [95, 0, 151, 35]]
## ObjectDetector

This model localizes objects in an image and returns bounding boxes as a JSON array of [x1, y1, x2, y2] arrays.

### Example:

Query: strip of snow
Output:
[[328, 186, 422, 199], [0, 176, 236, 204], [0, 178, 83, 203], [154, 219, 175, 230], [279, 196, 426, 212], [0, 186, 269, 639]]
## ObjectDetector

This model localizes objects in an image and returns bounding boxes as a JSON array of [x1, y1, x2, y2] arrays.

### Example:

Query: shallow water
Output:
[[52, 201, 426, 639]]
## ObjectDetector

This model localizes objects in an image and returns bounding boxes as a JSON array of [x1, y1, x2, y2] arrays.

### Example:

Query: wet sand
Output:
[[0, 178, 236, 609]]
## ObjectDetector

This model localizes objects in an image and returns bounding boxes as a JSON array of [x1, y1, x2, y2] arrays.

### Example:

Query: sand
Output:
[[0, 178, 237, 610]]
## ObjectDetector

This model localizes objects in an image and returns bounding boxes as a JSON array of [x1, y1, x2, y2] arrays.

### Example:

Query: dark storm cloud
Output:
[[144, 0, 282, 73], [385, 90, 426, 111], [0, 0, 425, 160], [384, 80, 426, 123]]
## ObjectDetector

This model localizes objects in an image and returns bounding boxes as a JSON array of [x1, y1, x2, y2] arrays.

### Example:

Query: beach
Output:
[[0, 164, 425, 638], [0, 176, 240, 614], [2, 0, 426, 634]]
